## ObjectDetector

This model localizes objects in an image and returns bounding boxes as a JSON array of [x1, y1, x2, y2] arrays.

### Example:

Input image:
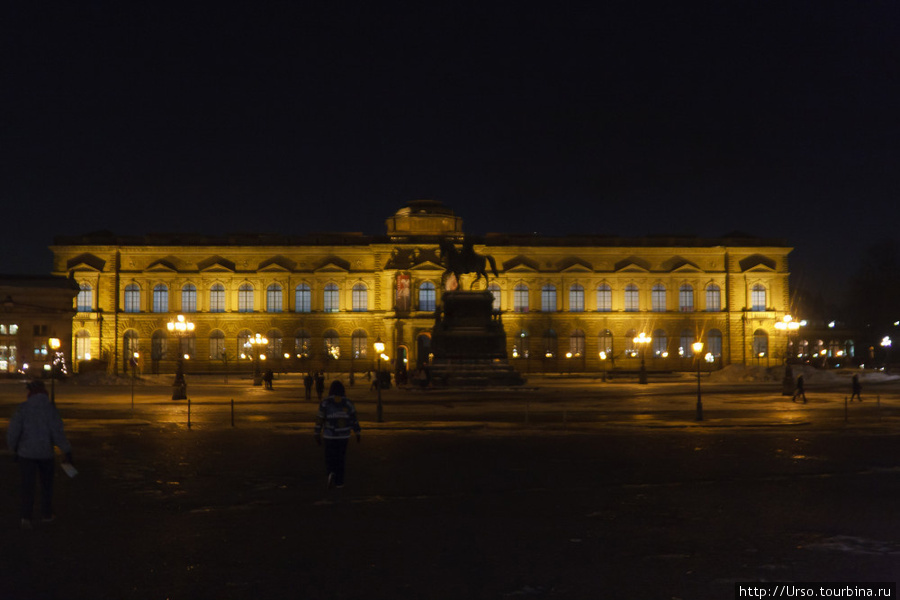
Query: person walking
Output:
[[850, 373, 862, 402], [263, 368, 274, 390], [315, 372, 325, 402], [314, 380, 361, 489], [303, 373, 313, 401], [792, 374, 807, 404], [6, 380, 75, 529]]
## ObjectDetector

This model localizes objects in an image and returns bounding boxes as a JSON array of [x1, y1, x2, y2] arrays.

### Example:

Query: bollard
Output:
[[187, 396, 192, 429], [231, 398, 235, 428]]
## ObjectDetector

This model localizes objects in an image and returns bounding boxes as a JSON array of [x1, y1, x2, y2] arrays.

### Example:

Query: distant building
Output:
[[0, 275, 79, 377], [51, 200, 793, 376]]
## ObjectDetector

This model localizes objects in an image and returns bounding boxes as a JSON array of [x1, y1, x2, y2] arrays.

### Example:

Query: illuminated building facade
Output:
[[51, 200, 793, 376]]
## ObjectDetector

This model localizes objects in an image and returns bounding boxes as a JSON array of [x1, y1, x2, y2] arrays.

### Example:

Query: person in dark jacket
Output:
[[314, 380, 361, 489], [314, 372, 325, 401], [850, 373, 862, 402], [792, 374, 807, 404], [7, 380, 74, 529], [303, 373, 314, 400]]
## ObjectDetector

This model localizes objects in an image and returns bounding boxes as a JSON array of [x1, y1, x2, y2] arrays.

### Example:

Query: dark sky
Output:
[[3, 2, 898, 298]]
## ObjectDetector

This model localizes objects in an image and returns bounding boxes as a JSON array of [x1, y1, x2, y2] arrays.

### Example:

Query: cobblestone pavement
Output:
[[1, 376, 898, 599]]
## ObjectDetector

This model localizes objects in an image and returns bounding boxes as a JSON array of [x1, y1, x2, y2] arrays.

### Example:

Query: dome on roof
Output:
[[386, 200, 464, 239]]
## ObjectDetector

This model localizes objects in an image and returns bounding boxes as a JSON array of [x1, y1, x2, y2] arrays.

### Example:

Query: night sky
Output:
[[3, 2, 898, 297]]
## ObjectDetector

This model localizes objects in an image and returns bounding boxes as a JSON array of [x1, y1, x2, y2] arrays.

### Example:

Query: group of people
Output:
[[791, 372, 864, 404]]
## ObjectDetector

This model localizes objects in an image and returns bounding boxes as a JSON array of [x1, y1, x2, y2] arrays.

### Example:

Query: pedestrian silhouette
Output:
[[315, 372, 325, 401], [263, 369, 274, 390], [850, 373, 862, 402], [792, 374, 807, 404], [304, 373, 313, 400]]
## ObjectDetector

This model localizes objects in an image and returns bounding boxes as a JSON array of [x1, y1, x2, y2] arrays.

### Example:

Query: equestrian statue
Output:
[[439, 238, 499, 284]]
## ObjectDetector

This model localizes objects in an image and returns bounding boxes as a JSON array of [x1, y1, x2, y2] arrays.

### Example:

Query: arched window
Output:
[[179, 331, 196, 359], [77, 283, 92, 312], [267, 283, 283, 313], [680, 330, 696, 357], [596, 284, 612, 312], [123, 330, 139, 364], [295, 283, 311, 313], [324, 283, 339, 313], [542, 329, 558, 358], [752, 329, 769, 358], [324, 329, 340, 359], [679, 284, 694, 312], [182, 283, 197, 313], [625, 329, 637, 357], [513, 284, 529, 312], [488, 283, 501, 311], [541, 285, 557, 312], [209, 330, 225, 360], [237, 329, 252, 361], [75, 330, 91, 361], [598, 329, 613, 358], [751, 284, 767, 311], [209, 283, 225, 313], [351, 330, 368, 359], [512, 330, 529, 359], [569, 329, 585, 357], [653, 329, 668, 357], [124, 284, 140, 313], [569, 284, 584, 312], [651, 284, 666, 312], [238, 284, 254, 313], [267, 329, 283, 358], [418, 282, 436, 312], [706, 284, 721, 311], [151, 330, 167, 361], [152, 284, 168, 313], [352, 283, 368, 312], [707, 329, 723, 357], [295, 330, 311, 358], [624, 284, 639, 312]]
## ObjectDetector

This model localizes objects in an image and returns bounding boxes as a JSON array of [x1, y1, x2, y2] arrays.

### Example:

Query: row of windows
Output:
[[77, 281, 770, 314]]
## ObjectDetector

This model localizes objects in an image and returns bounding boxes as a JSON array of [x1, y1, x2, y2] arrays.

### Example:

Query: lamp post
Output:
[[48, 337, 61, 405], [130, 351, 139, 413], [692, 341, 704, 421], [245, 333, 268, 386], [167, 314, 193, 400], [634, 332, 652, 384], [374, 338, 385, 423]]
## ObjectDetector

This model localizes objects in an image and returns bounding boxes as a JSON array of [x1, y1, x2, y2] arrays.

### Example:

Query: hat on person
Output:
[[26, 380, 47, 393]]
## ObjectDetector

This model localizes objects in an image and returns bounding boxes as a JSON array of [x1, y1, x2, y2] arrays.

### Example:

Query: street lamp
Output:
[[130, 351, 139, 412], [692, 341, 704, 421], [167, 314, 194, 400], [48, 337, 61, 405], [374, 338, 385, 422], [245, 333, 268, 386], [633, 332, 652, 384]]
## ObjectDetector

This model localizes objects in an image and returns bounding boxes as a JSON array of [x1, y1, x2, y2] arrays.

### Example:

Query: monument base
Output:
[[429, 291, 525, 387]]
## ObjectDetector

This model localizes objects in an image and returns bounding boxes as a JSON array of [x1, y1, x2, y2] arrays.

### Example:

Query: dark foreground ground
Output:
[[1, 378, 899, 599]]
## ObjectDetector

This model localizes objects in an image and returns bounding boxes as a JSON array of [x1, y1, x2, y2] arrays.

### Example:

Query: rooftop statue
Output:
[[439, 239, 499, 285]]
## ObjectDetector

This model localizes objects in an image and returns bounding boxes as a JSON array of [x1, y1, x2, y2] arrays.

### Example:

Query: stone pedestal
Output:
[[429, 291, 525, 386]]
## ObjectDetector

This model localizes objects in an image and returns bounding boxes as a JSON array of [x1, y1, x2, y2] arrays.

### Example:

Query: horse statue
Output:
[[439, 239, 499, 284]]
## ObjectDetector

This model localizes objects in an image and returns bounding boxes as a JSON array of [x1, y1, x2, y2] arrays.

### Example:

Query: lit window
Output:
[[651, 284, 666, 312], [541, 285, 557, 312], [151, 330, 167, 361], [210, 284, 225, 313], [352, 283, 368, 312], [419, 282, 436, 312], [706, 284, 721, 312], [77, 283, 92, 312], [75, 330, 91, 361], [707, 330, 723, 357], [324, 329, 340, 358], [679, 284, 694, 312], [182, 284, 197, 313], [752, 329, 768, 356], [238, 284, 254, 313], [653, 330, 668, 357], [153, 284, 168, 313], [352, 330, 368, 359], [295, 330, 311, 358], [542, 329, 557, 358], [267, 284, 283, 313], [488, 283, 501, 311], [680, 330, 696, 357], [569, 329, 585, 357], [598, 330, 613, 357], [324, 284, 339, 313], [124, 283, 139, 313], [596, 284, 612, 312], [209, 330, 225, 360], [751, 284, 767, 311], [267, 329, 283, 356], [295, 284, 311, 313], [624, 284, 639, 312], [569, 284, 584, 312], [513, 284, 529, 313]]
